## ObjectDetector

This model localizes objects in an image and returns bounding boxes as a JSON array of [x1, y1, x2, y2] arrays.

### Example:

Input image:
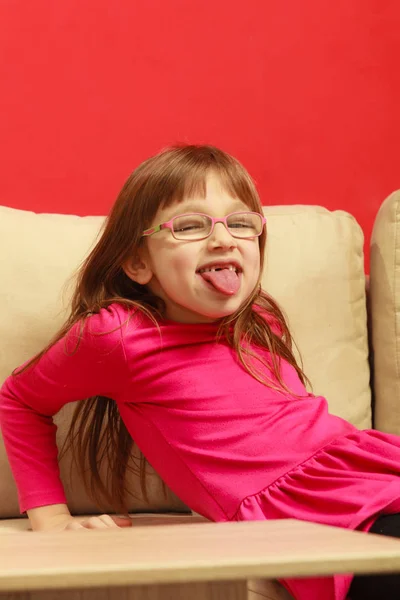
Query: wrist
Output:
[[27, 504, 71, 531]]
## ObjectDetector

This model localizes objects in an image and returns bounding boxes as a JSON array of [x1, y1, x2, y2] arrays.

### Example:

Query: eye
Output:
[[230, 221, 253, 228], [173, 215, 207, 233], [177, 223, 203, 232], [228, 216, 257, 230]]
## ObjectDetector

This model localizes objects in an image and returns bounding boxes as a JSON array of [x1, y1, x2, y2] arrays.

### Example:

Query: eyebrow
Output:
[[169, 200, 249, 218]]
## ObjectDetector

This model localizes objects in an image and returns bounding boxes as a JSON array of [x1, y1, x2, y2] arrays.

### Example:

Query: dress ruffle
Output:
[[233, 430, 400, 600]]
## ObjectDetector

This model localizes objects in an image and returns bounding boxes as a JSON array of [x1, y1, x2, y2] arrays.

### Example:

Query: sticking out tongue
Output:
[[199, 268, 240, 295]]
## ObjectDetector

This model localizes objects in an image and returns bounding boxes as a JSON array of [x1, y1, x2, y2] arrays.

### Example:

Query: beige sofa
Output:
[[0, 190, 399, 600]]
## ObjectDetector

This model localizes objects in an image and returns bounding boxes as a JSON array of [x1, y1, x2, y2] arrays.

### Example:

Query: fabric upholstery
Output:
[[0, 204, 369, 523]]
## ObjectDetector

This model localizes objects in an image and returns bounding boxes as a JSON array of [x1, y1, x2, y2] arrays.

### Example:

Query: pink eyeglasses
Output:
[[142, 211, 266, 241]]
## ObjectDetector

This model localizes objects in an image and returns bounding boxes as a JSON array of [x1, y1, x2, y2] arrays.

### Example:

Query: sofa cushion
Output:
[[260, 205, 370, 429], [0, 204, 370, 518], [370, 190, 400, 434]]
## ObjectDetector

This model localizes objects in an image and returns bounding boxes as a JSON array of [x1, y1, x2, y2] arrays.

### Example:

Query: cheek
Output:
[[157, 249, 196, 282], [247, 244, 261, 271], [167, 254, 192, 275]]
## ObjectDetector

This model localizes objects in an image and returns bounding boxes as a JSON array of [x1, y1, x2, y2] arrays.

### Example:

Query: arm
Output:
[[0, 306, 130, 525]]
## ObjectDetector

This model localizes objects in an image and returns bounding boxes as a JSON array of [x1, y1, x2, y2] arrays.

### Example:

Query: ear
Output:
[[122, 250, 153, 285]]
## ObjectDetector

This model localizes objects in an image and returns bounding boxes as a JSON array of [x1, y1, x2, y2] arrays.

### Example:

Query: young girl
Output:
[[1, 145, 400, 600]]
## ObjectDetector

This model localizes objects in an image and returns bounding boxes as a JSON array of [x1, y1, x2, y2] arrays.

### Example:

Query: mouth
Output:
[[196, 262, 243, 274], [196, 262, 242, 296]]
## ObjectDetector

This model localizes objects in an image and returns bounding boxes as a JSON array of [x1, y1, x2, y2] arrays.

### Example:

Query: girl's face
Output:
[[126, 172, 262, 323]]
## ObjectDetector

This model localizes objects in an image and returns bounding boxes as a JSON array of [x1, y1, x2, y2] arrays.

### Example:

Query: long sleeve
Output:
[[0, 306, 130, 513]]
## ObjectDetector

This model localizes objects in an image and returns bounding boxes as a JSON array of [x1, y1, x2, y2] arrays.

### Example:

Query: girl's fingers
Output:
[[73, 514, 132, 529], [96, 514, 132, 527], [82, 516, 111, 529], [111, 515, 133, 527], [65, 520, 86, 530], [97, 514, 119, 528]]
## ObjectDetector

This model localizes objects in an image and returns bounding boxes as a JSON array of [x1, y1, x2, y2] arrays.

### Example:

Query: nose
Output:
[[208, 221, 237, 249]]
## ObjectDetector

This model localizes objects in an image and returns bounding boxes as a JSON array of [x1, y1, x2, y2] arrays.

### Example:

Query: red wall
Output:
[[1, 1, 399, 268]]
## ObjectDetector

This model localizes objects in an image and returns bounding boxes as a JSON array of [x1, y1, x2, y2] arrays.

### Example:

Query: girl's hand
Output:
[[66, 514, 133, 531], [33, 513, 133, 532]]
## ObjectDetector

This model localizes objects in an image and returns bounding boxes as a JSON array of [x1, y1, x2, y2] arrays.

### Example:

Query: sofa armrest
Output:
[[370, 190, 400, 434]]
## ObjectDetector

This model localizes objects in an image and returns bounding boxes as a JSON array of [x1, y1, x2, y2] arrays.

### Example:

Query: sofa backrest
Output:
[[0, 204, 370, 518]]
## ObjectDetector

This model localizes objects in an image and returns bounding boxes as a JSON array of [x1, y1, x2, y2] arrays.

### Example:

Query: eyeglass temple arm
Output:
[[142, 224, 163, 237]]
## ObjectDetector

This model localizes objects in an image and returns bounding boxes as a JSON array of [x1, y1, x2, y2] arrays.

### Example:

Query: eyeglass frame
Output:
[[142, 211, 267, 241]]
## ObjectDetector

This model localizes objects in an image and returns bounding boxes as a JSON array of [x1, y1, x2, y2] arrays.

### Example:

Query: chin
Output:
[[168, 296, 246, 323], [201, 306, 240, 321]]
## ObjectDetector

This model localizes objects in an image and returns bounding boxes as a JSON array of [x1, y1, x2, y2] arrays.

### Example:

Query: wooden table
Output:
[[1, 518, 400, 599]]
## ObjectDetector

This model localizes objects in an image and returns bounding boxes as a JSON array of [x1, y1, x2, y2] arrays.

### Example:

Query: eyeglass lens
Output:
[[172, 213, 262, 240]]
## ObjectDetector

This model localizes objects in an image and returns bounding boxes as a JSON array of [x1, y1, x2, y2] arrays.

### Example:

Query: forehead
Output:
[[155, 172, 249, 220]]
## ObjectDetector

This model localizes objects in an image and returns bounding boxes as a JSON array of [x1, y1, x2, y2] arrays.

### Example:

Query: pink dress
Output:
[[1, 304, 400, 600]]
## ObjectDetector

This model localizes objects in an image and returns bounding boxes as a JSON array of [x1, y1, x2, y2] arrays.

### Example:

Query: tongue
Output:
[[200, 268, 240, 295]]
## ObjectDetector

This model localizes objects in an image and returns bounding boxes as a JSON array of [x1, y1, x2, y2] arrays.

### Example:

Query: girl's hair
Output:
[[18, 144, 309, 514]]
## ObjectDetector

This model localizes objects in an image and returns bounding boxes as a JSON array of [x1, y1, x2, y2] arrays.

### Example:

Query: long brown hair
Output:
[[18, 145, 309, 514]]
